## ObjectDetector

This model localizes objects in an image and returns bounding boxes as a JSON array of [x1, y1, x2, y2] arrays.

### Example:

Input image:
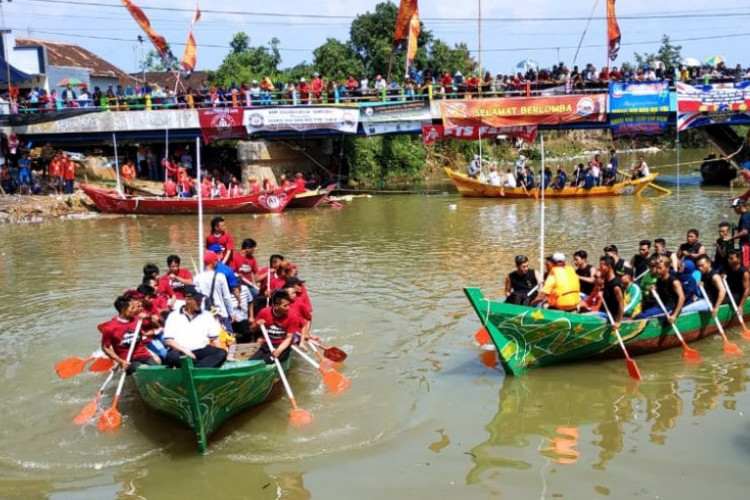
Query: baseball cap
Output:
[[183, 285, 205, 299], [731, 198, 746, 207], [284, 277, 306, 288], [203, 250, 218, 264], [551, 252, 566, 263], [208, 244, 224, 253]]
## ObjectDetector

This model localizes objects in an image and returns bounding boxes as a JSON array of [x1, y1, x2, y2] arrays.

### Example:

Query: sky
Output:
[[4, 0, 750, 76]]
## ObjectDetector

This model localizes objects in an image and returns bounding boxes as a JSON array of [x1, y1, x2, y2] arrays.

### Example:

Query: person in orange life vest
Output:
[[531, 252, 581, 310], [250, 290, 301, 363], [157, 254, 194, 300], [62, 154, 77, 194], [293, 172, 307, 193], [297, 77, 311, 103], [205, 216, 235, 264], [248, 177, 261, 193], [311, 72, 324, 102], [99, 295, 156, 375], [163, 177, 177, 197], [228, 176, 243, 197]]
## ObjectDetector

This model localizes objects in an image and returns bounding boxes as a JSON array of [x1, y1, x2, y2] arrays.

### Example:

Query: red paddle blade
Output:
[[480, 350, 498, 368], [55, 357, 90, 379], [682, 347, 701, 362], [320, 367, 350, 393], [322, 346, 347, 362], [625, 358, 642, 381], [475, 327, 491, 346], [88, 358, 114, 372], [742, 326, 750, 340], [74, 400, 99, 425], [723, 341, 743, 356], [97, 407, 122, 431], [289, 408, 314, 427]]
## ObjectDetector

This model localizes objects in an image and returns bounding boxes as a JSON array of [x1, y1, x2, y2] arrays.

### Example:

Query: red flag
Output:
[[394, 0, 419, 42], [406, 14, 420, 69], [181, 5, 201, 73], [607, 0, 621, 61], [121, 0, 173, 64]]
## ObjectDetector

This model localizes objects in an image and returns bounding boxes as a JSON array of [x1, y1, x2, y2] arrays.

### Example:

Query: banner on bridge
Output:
[[421, 124, 537, 145], [440, 95, 607, 130], [608, 81, 670, 137], [198, 108, 247, 143], [244, 106, 359, 135], [359, 100, 431, 135], [676, 81, 750, 131]]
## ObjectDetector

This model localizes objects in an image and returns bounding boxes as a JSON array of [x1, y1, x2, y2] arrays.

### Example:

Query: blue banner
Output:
[[609, 81, 670, 137]]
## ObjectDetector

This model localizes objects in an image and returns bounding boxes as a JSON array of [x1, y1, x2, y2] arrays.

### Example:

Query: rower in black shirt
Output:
[[505, 254, 542, 305]]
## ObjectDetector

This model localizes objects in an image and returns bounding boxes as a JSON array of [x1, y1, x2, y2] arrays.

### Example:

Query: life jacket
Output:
[[547, 265, 581, 309]]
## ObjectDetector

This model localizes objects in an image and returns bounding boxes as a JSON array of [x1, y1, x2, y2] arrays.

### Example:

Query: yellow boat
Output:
[[444, 168, 659, 198]]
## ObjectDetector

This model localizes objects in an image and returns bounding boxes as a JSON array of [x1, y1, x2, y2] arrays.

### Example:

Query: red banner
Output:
[[422, 124, 537, 145], [607, 0, 621, 61], [394, 0, 419, 42], [440, 95, 608, 129], [198, 108, 247, 144], [181, 5, 201, 73]]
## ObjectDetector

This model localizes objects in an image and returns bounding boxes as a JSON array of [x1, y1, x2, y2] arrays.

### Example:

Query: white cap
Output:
[[300, 77, 306, 82], [552, 252, 566, 263]]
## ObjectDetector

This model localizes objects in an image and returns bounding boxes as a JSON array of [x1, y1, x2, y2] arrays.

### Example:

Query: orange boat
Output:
[[444, 167, 658, 198]]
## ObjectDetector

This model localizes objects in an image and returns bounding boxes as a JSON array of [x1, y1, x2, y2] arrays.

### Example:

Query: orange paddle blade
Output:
[[625, 358, 642, 381], [289, 408, 314, 427], [97, 407, 122, 431], [55, 357, 91, 379], [741, 325, 750, 340], [88, 357, 114, 372], [319, 366, 350, 393], [682, 346, 701, 362], [74, 400, 99, 425], [475, 327, 491, 346], [480, 349, 498, 368], [723, 340, 743, 356]]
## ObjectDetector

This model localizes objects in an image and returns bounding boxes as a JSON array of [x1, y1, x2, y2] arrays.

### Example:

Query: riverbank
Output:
[[0, 192, 95, 224]]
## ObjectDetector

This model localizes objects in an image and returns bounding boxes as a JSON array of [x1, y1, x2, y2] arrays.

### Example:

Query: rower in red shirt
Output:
[[293, 172, 307, 194], [205, 216, 235, 264], [250, 290, 302, 363], [157, 254, 194, 300], [164, 177, 177, 197], [284, 277, 312, 344], [99, 295, 155, 374], [231, 238, 259, 288]]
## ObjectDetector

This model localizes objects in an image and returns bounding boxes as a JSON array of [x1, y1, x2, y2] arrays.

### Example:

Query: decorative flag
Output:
[[121, 0, 176, 67], [181, 5, 201, 73], [607, 0, 621, 61], [394, 0, 419, 44], [405, 13, 420, 70]]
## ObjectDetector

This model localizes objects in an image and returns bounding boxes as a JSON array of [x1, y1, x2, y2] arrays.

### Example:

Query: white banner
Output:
[[363, 120, 424, 136], [243, 106, 359, 134]]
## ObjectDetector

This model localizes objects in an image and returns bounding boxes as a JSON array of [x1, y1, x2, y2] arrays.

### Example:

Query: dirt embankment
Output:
[[0, 191, 97, 224]]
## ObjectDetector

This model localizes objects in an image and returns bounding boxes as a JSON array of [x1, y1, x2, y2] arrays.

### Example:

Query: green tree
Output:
[[139, 49, 166, 72], [211, 33, 282, 86], [634, 34, 681, 69], [313, 38, 365, 81], [427, 40, 476, 77], [230, 32, 250, 54]]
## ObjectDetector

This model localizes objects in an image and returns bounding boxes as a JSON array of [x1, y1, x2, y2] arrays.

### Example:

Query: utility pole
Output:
[[137, 35, 146, 87], [0, 1, 13, 112]]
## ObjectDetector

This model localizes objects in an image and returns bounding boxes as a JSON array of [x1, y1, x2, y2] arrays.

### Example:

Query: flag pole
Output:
[[196, 136, 203, 267], [539, 133, 545, 273], [113, 132, 122, 197]]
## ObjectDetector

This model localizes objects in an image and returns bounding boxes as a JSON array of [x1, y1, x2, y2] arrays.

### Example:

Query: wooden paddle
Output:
[[309, 339, 348, 362], [600, 293, 642, 380], [648, 182, 672, 195], [291, 345, 350, 393], [698, 284, 742, 355], [74, 366, 120, 425], [721, 275, 750, 339], [651, 290, 701, 361], [260, 325, 313, 427], [97, 320, 142, 432]]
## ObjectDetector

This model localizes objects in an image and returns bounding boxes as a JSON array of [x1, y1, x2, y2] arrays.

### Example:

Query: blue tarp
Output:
[[0, 58, 32, 84]]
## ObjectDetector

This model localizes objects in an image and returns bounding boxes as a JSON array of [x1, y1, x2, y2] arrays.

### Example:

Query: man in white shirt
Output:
[[194, 250, 235, 332], [163, 286, 226, 368], [633, 155, 650, 178], [488, 165, 501, 186]]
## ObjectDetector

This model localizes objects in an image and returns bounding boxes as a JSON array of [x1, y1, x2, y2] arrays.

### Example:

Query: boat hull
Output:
[[444, 168, 657, 198], [287, 184, 336, 209], [80, 185, 291, 215], [133, 356, 291, 453], [464, 287, 748, 376]]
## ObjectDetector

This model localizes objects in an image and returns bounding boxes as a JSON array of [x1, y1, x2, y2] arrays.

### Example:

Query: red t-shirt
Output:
[[49, 159, 62, 177], [290, 299, 312, 322], [206, 231, 235, 251], [294, 178, 307, 193], [62, 159, 76, 180], [255, 306, 302, 345], [98, 317, 151, 360], [231, 253, 258, 283], [164, 179, 177, 197], [157, 268, 193, 300], [297, 285, 313, 313]]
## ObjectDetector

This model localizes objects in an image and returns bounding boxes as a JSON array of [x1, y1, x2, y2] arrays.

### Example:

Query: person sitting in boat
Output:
[[621, 268, 642, 318], [633, 155, 650, 178], [210, 177, 228, 198], [163, 177, 177, 197], [514, 155, 526, 176], [570, 163, 584, 186], [724, 249, 750, 308], [714, 221, 734, 273], [250, 290, 302, 364], [262, 178, 274, 192], [550, 166, 567, 190], [284, 278, 312, 347], [231, 238, 259, 295], [696, 254, 727, 318], [162, 285, 227, 368], [518, 166, 535, 189], [630, 240, 652, 280], [503, 168, 517, 188], [728, 198, 750, 267], [677, 229, 707, 266], [487, 165, 501, 186], [676, 259, 708, 314], [206, 216, 235, 264], [531, 253, 580, 311], [99, 295, 157, 375], [575, 271, 602, 313], [294, 172, 307, 193], [195, 250, 236, 333], [573, 250, 596, 298], [248, 177, 261, 193], [639, 255, 660, 311], [603, 245, 629, 276], [599, 255, 625, 327], [653, 237, 679, 271], [467, 155, 481, 179], [228, 176, 243, 197], [505, 254, 541, 305], [157, 254, 193, 301], [635, 256, 685, 321], [578, 165, 596, 189]]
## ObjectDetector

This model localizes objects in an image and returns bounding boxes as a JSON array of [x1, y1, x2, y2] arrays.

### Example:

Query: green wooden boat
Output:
[[133, 355, 291, 453], [465, 287, 749, 376]]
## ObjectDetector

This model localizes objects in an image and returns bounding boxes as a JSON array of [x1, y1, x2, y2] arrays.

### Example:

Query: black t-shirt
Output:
[[739, 212, 750, 245], [656, 272, 681, 309], [575, 264, 594, 295], [602, 275, 624, 319]]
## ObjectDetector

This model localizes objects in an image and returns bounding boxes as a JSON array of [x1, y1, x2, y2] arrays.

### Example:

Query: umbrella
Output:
[[56, 77, 88, 87], [516, 59, 539, 72], [704, 55, 726, 67], [682, 57, 702, 68]]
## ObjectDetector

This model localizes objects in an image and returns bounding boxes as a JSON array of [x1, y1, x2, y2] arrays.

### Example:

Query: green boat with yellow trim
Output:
[[464, 287, 748, 376], [133, 355, 291, 453]]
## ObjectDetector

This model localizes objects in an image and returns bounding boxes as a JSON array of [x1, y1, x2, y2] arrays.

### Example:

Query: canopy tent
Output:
[[0, 58, 32, 84]]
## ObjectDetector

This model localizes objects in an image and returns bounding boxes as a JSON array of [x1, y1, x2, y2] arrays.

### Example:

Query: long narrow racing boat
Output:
[[287, 183, 336, 209], [445, 168, 658, 198], [464, 287, 749, 376], [133, 355, 291, 453], [80, 184, 292, 215]]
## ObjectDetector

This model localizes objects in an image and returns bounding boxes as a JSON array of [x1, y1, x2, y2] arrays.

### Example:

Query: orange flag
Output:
[[394, 0, 418, 43], [607, 0, 621, 61], [121, 0, 173, 64], [181, 5, 201, 72], [406, 13, 420, 69]]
